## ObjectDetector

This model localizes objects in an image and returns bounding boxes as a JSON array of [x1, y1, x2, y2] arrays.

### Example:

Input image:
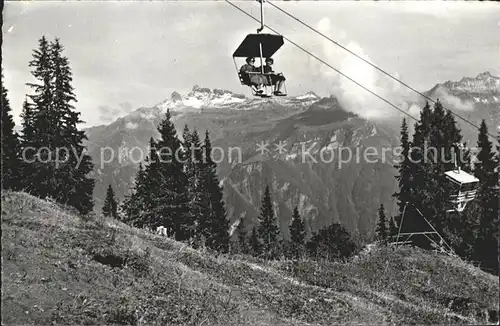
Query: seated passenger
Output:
[[240, 57, 265, 93], [263, 57, 286, 96]]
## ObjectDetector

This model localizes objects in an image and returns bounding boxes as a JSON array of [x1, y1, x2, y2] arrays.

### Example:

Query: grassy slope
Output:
[[2, 191, 498, 325]]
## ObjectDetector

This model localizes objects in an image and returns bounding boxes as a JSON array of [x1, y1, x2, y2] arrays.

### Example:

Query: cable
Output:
[[225, 0, 419, 124], [267, 0, 496, 140]]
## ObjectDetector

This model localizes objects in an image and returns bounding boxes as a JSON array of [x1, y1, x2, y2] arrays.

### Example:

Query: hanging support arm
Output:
[[257, 0, 264, 33]]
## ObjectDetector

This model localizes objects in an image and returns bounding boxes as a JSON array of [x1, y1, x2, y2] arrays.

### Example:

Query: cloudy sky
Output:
[[3, 1, 500, 127]]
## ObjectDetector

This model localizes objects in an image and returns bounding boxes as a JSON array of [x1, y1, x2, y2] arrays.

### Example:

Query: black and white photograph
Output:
[[1, 0, 499, 325]]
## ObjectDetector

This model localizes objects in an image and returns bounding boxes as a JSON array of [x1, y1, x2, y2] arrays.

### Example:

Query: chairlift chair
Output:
[[232, 0, 287, 97]]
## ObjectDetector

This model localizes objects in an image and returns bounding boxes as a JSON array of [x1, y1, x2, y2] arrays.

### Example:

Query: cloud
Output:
[[118, 102, 134, 113], [431, 86, 475, 111], [97, 102, 135, 124], [98, 105, 110, 114], [99, 115, 114, 123], [307, 17, 420, 120]]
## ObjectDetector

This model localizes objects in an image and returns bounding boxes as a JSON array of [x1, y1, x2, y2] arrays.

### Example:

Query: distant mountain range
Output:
[[423, 71, 499, 142], [84, 72, 499, 239]]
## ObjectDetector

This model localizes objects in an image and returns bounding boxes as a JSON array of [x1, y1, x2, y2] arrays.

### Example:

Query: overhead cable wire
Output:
[[266, 0, 496, 140], [225, 0, 419, 124]]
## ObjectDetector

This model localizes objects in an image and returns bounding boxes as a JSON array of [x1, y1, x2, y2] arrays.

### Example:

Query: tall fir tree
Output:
[[473, 120, 499, 275], [143, 137, 168, 228], [393, 118, 413, 226], [258, 185, 281, 259], [289, 206, 306, 259], [189, 129, 209, 244], [22, 36, 94, 213], [375, 204, 388, 241], [1, 71, 21, 190], [23, 36, 54, 198], [155, 110, 192, 240], [102, 184, 118, 218], [50, 38, 94, 213], [20, 99, 37, 184], [25, 36, 54, 148], [404, 100, 466, 247], [200, 130, 229, 252]]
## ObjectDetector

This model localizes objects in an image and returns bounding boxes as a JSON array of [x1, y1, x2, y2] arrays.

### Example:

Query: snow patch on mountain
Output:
[[125, 122, 139, 130], [296, 91, 320, 100]]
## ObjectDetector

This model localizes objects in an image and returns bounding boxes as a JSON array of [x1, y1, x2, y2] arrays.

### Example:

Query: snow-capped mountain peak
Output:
[[441, 71, 500, 94], [156, 85, 247, 111]]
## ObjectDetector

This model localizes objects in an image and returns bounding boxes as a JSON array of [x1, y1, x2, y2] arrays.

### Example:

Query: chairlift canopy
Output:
[[232, 33, 284, 58], [444, 170, 479, 185]]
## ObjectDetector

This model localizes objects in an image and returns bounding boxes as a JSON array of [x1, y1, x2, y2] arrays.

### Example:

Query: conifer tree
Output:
[[258, 185, 281, 259], [406, 100, 465, 245], [289, 206, 305, 259], [122, 163, 148, 227], [388, 216, 398, 238], [474, 120, 496, 182], [22, 36, 94, 214], [102, 184, 118, 218], [26, 36, 54, 148], [393, 118, 413, 226], [182, 125, 196, 204], [375, 204, 388, 241], [20, 99, 36, 186], [23, 36, 54, 198], [155, 110, 192, 240], [143, 137, 168, 228], [50, 38, 94, 213], [189, 129, 209, 242], [473, 121, 499, 274], [201, 130, 229, 252], [1, 72, 21, 190]]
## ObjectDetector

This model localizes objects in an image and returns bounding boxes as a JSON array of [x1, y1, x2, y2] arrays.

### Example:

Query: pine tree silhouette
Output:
[[201, 130, 229, 252], [258, 185, 281, 259], [375, 204, 388, 241], [393, 118, 413, 226], [388, 216, 398, 238], [473, 120, 499, 275], [20, 100, 36, 188], [289, 206, 305, 259], [1, 71, 21, 190], [401, 100, 468, 249], [22, 36, 94, 214], [155, 110, 191, 240], [23, 36, 54, 198], [122, 163, 148, 227], [50, 38, 94, 214], [190, 129, 210, 244], [103, 184, 118, 218]]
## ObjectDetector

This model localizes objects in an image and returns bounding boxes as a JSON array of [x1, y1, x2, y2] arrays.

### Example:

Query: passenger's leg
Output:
[[276, 75, 286, 94]]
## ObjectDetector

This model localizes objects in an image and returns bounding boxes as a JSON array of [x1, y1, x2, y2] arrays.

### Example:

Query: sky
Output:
[[3, 0, 500, 127]]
